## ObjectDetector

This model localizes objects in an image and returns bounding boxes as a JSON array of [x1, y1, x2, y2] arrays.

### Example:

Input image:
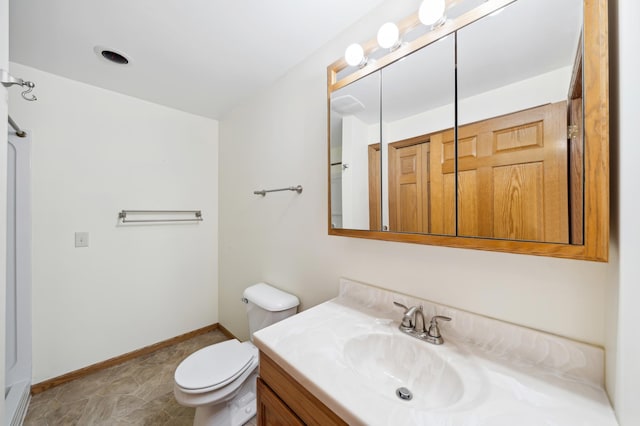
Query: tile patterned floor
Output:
[[24, 330, 258, 426]]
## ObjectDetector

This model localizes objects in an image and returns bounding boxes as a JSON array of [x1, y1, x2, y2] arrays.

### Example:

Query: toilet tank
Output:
[[243, 283, 299, 340]]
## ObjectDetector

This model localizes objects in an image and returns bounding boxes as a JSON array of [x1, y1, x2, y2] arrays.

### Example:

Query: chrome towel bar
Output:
[[253, 185, 303, 196], [118, 210, 203, 223]]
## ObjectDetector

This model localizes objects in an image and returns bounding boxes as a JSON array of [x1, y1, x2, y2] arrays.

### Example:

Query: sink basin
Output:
[[343, 333, 464, 410]]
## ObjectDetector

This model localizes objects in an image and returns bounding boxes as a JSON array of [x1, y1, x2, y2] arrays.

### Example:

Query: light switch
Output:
[[75, 232, 89, 248]]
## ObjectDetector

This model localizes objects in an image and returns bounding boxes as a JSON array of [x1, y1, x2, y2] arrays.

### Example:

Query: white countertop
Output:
[[253, 279, 618, 426]]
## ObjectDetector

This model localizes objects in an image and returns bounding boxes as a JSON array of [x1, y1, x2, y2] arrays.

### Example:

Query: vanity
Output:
[[253, 279, 617, 425]]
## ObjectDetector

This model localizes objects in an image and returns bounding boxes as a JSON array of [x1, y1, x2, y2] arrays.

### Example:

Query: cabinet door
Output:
[[257, 378, 304, 426]]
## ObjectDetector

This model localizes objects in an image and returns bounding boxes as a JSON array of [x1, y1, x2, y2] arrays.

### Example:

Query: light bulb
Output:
[[419, 0, 446, 26], [345, 43, 365, 67], [377, 22, 400, 49]]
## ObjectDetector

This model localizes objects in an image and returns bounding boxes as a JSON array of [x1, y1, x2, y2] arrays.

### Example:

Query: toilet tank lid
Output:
[[243, 283, 299, 312]]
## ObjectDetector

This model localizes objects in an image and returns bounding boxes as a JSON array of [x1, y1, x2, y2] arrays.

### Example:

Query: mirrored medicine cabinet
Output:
[[327, 0, 609, 261]]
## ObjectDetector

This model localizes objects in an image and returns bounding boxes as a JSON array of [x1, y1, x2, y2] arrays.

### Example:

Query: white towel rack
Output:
[[118, 210, 203, 223]]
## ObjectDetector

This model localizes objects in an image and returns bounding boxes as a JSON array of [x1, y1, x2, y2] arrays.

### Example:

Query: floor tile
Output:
[[23, 330, 257, 426]]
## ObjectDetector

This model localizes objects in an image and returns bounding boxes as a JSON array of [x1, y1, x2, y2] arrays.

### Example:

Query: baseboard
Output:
[[217, 323, 238, 340], [31, 323, 222, 395], [5, 380, 31, 426]]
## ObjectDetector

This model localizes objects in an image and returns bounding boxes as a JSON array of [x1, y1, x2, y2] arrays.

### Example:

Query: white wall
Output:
[[1, 0, 9, 419], [8, 63, 219, 384], [218, 0, 608, 347], [606, 0, 640, 424], [341, 115, 373, 229]]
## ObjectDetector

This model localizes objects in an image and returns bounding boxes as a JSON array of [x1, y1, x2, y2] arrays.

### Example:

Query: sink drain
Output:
[[396, 387, 413, 401]]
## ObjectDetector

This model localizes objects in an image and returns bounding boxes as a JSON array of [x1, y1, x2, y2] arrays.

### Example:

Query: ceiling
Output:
[[9, 0, 388, 119]]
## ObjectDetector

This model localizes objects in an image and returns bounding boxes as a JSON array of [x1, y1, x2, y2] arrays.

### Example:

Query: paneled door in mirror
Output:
[[456, 0, 584, 244]]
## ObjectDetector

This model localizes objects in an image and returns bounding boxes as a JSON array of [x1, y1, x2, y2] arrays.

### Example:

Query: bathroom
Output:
[[1, 0, 639, 425]]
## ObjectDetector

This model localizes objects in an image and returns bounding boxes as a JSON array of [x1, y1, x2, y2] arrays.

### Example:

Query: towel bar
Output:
[[118, 210, 203, 223], [253, 185, 303, 196]]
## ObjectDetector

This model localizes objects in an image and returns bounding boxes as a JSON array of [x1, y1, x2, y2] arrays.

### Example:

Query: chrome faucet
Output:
[[393, 302, 451, 345]]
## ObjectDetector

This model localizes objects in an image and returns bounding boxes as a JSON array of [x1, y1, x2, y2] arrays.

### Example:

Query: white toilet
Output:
[[174, 283, 299, 426]]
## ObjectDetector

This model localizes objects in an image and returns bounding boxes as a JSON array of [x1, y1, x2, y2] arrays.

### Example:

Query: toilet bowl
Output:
[[174, 339, 259, 425], [174, 283, 299, 426]]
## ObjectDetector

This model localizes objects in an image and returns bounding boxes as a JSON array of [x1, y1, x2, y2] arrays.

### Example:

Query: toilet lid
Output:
[[175, 339, 256, 391]]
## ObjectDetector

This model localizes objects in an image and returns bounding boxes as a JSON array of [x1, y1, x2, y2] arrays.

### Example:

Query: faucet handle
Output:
[[393, 301, 414, 330], [393, 301, 408, 311], [427, 315, 451, 338]]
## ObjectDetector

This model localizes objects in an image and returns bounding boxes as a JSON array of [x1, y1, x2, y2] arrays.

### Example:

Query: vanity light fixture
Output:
[[345, 43, 368, 68], [419, 0, 447, 27], [343, 0, 448, 68], [377, 22, 402, 50]]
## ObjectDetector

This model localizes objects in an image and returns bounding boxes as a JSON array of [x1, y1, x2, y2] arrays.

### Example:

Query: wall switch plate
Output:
[[75, 232, 89, 248]]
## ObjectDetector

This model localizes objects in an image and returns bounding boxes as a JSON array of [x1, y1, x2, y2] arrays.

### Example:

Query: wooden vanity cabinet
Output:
[[257, 351, 347, 426], [257, 379, 304, 426]]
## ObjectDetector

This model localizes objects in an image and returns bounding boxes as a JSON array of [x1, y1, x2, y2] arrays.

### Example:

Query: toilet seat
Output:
[[175, 339, 256, 394]]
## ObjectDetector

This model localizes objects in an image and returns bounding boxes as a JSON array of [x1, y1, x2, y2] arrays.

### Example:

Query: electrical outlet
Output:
[[75, 232, 89, 248]]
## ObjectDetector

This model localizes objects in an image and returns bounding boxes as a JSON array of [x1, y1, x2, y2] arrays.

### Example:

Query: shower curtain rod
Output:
[[8, 115, 26, 137]]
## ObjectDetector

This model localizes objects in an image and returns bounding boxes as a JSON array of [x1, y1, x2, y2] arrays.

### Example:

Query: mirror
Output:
[[381, 34, 455, 235], [330, 71, 380, 230], [457, 0, 583, 243], [327, 0, 608, 261]]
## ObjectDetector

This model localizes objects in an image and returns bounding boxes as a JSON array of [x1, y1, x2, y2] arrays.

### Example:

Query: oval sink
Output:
[[343, 333, 464, 410]]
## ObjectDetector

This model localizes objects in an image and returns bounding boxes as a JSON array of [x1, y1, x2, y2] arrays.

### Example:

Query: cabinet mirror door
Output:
[[456, 0, 584, 244], [381, 34, 456, 235], [330, 71, 381, 231]]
